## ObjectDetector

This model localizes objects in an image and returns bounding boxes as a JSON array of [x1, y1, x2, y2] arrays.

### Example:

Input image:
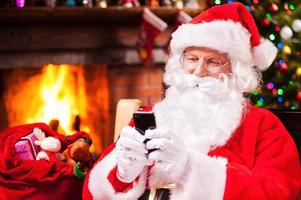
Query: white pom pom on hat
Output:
[[169, 2, 278, 71]]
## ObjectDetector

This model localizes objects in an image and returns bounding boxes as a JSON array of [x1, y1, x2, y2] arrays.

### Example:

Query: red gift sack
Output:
[[14, 130, 41, 160], [0, 123, 84, 200]]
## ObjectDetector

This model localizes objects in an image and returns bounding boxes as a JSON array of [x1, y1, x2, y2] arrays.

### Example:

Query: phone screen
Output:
[[133, 111, 156, 135]]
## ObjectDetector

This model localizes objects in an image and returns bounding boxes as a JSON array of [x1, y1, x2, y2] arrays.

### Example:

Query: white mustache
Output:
[[173, 73, 233, 95]]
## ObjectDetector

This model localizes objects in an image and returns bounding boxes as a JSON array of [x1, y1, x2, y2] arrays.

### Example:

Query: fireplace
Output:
[[0, 7, 201, 154], [0, 64, 110, 154]]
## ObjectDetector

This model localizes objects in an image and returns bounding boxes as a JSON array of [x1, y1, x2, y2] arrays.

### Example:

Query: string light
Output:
[[247, 5, 253, 12], [275, 26, 281, 32], [257, 88, 262, 94], [277, 89, 284, 95], [265, 13, 272, 20], [277, 96, 283, 103], [257, 100, 263, 107], [16, 0, 25, 7], [264, 19, 270, 26], [267, 82, 274, 89], [253, 0, 259, 4], [253, 90, 259, 95], [272, 88, 277, 95], [269, 34, 275, 40], [289, 4, 295, 10], [215, 0, 221, 5], [277, 42, 283, 49]]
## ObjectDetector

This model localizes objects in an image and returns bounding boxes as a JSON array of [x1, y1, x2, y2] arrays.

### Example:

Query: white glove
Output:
[[145, 128, 189, 184], [115, 126, 148, 183]]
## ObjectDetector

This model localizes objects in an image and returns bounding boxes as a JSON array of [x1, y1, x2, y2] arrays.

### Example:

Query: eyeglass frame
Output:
[[179, 53, 231, 74]]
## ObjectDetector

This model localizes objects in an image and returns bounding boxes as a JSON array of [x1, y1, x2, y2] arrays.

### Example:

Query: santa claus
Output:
[[83, 2, 301, 200]]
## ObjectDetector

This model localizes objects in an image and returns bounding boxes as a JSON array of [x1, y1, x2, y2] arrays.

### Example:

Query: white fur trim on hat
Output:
[[252, 38, 278, 71], [170, 20, 277, 70], [88, 149, 148, 200], [170, 150, 227, 200]]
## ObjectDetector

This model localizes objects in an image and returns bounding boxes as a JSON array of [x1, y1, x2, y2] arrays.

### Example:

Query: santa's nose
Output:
[[193, 64, 207, 77]]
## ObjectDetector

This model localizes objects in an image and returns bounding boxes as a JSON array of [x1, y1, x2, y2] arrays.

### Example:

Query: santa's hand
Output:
[[115, 126, 148, 183], [145, 128, 189, 183]]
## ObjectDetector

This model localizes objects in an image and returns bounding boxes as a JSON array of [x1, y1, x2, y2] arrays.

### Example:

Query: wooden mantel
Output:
[[0, 7, 202, 68], [0, 7, 202, 25]]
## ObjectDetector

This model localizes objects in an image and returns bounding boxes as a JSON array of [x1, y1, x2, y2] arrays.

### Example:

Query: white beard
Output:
[[153, 71, 246, 153]]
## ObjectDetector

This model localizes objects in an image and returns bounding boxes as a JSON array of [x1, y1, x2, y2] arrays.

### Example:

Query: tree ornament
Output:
[[119, 0, 140, 7], [280, 26, 293, 40], [292, 19, 301, 32], [297, 91, 301, 101], [65, 0, 76, 6], [279, 62, 288, 72], [82, 0, 93, 7], [95, 0, 107, 7], [296, 67, 301, 77], [46, 0, 56, 7], [268, 3, 278, 12], [284, 101, 290, 107], [174, 0, 184, 8], [283, 45, 292, 54], [184, 0, 199, 9]]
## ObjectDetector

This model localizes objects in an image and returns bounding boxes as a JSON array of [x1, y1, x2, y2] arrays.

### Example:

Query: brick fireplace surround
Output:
[[0, 7, 200, 153]]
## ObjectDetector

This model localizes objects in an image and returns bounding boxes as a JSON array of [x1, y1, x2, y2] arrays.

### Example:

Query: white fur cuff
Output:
[[171, 150, 227, 200], [88, 150, 147, 200]]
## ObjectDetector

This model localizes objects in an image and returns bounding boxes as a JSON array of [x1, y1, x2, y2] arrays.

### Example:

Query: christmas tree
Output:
[[207, 0, 301, 110]]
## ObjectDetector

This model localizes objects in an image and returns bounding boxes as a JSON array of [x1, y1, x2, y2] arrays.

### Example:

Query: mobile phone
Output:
[[133, 111, 157, 153], [133, 111, 156, 135]]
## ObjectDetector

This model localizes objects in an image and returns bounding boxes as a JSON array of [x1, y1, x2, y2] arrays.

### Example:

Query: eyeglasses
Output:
[[180, 54, 230, 74]]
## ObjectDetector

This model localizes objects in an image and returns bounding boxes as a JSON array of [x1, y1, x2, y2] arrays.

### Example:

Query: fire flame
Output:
[[4, 64, 110, 154], [23, 64, 88, 135]]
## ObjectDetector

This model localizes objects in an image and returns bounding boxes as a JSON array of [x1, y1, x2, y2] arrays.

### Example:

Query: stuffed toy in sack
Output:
[[34, 127, 62, 161], [60, 132, 93, 179]]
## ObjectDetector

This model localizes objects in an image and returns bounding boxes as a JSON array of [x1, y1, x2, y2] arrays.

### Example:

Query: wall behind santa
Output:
[[107, 64, 164, 145]]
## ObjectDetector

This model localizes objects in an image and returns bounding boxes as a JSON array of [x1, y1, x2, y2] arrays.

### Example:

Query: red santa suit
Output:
[[83, 104, 301, 200], [83, 2, 301, 199]]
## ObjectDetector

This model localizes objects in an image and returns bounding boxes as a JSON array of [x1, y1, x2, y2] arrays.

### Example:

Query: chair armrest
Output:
[[114, 99, 142, 142]]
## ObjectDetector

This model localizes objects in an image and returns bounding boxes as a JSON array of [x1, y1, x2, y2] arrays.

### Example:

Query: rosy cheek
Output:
[[183, 66, 194, 74]]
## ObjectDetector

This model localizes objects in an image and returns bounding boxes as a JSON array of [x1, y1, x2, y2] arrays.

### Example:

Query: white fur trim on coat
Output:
[[170, 20, 277, 71], [88, 150, 148, 200], [170, 150, 227, 200]]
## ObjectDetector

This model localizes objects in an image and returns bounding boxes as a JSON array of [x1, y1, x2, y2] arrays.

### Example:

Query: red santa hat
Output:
[[170, 2, 277, 71]]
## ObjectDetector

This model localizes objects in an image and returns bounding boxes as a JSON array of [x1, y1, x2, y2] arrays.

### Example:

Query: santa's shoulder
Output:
[[244, 103, 279, 119], [243, 104, 288, 132]]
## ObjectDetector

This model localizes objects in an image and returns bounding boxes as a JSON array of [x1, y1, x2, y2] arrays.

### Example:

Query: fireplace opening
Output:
[[0, 64, 110, 154]]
